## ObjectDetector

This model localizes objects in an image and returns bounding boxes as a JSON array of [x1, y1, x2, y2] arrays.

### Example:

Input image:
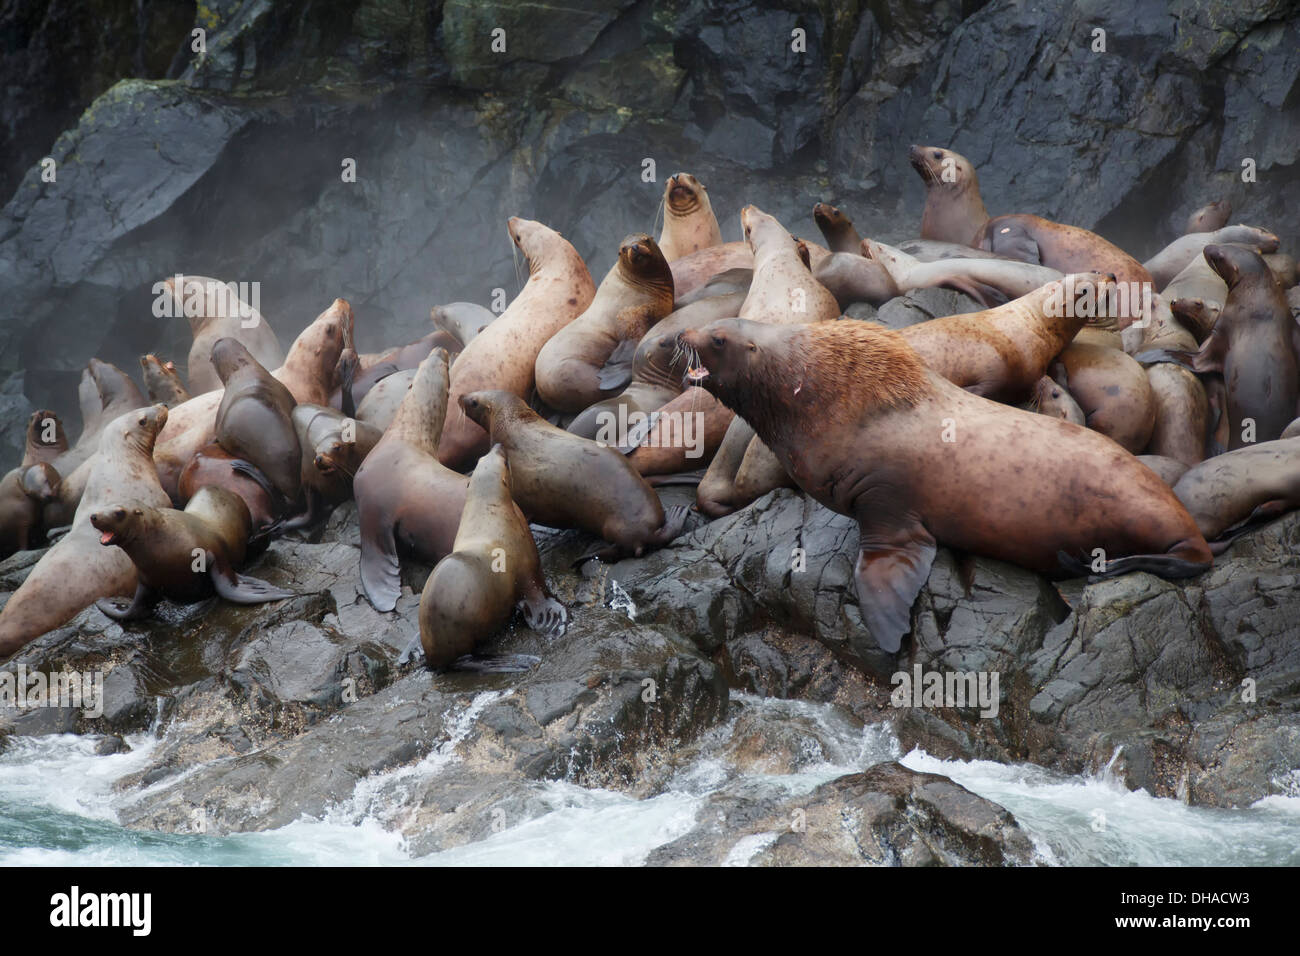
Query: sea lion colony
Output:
[[2, 148, 1298, 664]]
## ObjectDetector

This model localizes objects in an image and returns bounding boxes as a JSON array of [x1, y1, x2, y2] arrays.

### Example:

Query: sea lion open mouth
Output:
[[99, 530, 117, 546], [686, 365, 709, 383]]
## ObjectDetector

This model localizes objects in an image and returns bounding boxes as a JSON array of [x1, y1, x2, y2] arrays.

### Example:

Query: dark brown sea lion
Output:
[[20, 409, 66, 467], [1186, 200, 1230, 235], [459, 390, 689, 561], [0, 463, 61, 559], [439, 218, 595, 470], [166, 274, 285, 394], [278, 404, 383, 530], [1052, 342, 1155, 453], [418, 444, 567, 668], [812, 202, 864, 253], [140, 355, 191, 407], [212, 338, 301, 501], [534, 234, 675, 413], [658, 173, 723, 262], [153, 297, 355, 501], [680, 319, 1212, 652], [1172, 438, 1300, 552], [1144, 226, 1279, 289], [0, 406, 171, 658], [91, 485, 294, 619], [177, 442, 282, 534], [355, 349, 468, 612], [1138, 244, 1300, 450], [431, 302, 498, 349]]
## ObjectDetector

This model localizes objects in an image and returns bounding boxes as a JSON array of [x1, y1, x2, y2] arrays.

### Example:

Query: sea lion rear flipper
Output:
[[940, 278, 1006, 308], [651, 504, 691, 545], [210, 559, 295, 605], [852, 521, 937, 653], [617, 411, 661, 455], [518, 589, 568, 638], [95, 583, 157, 622], [596, 340, 637, 392], [45, 524, 72, 543], [986, 223, 1042, 265], [450, 654, 542, 674], [230, 459, 289, 513]]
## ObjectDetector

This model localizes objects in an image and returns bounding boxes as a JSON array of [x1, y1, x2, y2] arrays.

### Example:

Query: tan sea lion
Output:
[[459, 390, 689, 561], [812, 202, 864, 254], [165, 274, 285, 394], [1137, 244, 1300, 450], [53, 360, 147, 480], [431, 302, 498, 349], [438, 218, 595, 470], [418, 444, 567, 668], [1052, 342, 1155, 453], [669, 242, 754, 300], [1186, 200, 1230, 235], [1144, 226, 1280, 289], [153, 298, 354, 501], [0, 406, 171, 658], [1028, 375, 1085, 425], [92, 485, 294, 620], [863, 237, 1063, 307], [1144, 362, 1208, 467], [354, 349, 468, 612], [355, 368, 415, 432], [813, 252, 899, 309], [534, 234, 675, 413], [140, 355, 191, 406], [1138, 455, 1191, 487], [739, 206, 839, 325], [910, 145, 990, 245], [625, 387, 733, 479], [681, 319, 1213, 652], [212, 338, 301, 501], [658, 173, 723, 262], [1173, 438, 1300, 551]]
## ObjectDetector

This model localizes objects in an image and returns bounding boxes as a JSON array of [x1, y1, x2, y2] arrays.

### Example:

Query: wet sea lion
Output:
[[1172, 438, 1300, 551], [460, 390, 689, 560], [535, 234, 675, 413], [863, 238, 1063, 307], [813, 252, 899, 309], [166, 274, 285, 394], [418, 445, 567, 668], [279, 404, 383, 530], [669, 242, 754, 300], [680, 319, 1213, 652], [140, 355, 191, 406], [812, 202, 864, 254], [1052, 342, 1155, 453], [1186, 200, 1230, 235], [0, 463, 60, 559], [1144, 226, 1280, 289], [153, 298, 354, 501], [354, 349, 468, 613], [657, 173, 723, 262], [0, 406, 171, 658], [1144, 362, 1208, 467], [178, 442, 281, 533], [431, 302, 498, 349], [92, 485, 294, 620], [439, 218, 596, 470], [1139, 244, 1300, 450], [212, 338, 301, 501], [355, 368, 415, 432]]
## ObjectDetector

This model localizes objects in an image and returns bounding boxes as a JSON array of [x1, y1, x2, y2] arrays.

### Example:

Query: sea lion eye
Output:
[[748, 342, 757, 352], [138, 416, 147, 426], [711, 335, 725, 348], [114, 508, 126, 520], [933, 150, 943, 160]]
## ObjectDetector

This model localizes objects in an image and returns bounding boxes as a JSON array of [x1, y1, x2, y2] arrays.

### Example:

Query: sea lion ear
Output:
[[748, 341, 757, 352], [133, 508, 143, 516]]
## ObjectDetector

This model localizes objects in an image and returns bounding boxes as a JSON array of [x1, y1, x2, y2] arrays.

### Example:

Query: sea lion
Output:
[[1052, 342, 1155, 453], [813, 252, 899, 309], [910, 145, 991, 245], [459, 390, 689, 560], [1126, 294, 1199, 355], [1144, 362, 1208, 467], [0, 406, 171, 658], [567, 290, 748, 440], [166, 274, 285, 394], [1138, 455, 1191, 487], [354, 349, 468, 613], [534, 234, 675, 413], [1029, 375, 1085, 425], [863, 237, 1063, 307], [418, 444, 567, 668], [52, 360, 147, 480], [355, 368, 415, 432], [91, 485, 294, 620], [153, 298, 354, 501], [1138, 244, 1300, 450], [20, 409, 66, 467], [1186, 200, 1230, 235], [1284, 417, 1300, 441], [1264, 252, 1298, 289], [625, 387, 733, 479], [680, 319, 1213, 652], [1168, 298, 1221, 343], [696, 417, 757, 517], [1144, 226, 1280, 289], [431, 302, 498, 349], [897, 239, 1013, 262], [438, 217, 595, 469], [279, 404, 383, 530], [1172, 438, 1300, 551], [812, 202, 864, 254], [338, 330, 461, 409], [0, 463, 60, 559], [657, 173, 723, 262], [1163, 254, 1229, 313], [674, 268, 752, 306], [177, 442, 282, 533], [211, 337, 302, 501], [739, 206, 839, 325], [669, 242, 754, 300], [140, 355, 191, 406]]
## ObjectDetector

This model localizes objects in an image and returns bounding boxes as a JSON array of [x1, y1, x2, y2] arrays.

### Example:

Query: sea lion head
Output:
[[89, 503, 148, 548], [210, 337, 258, 381], [678, 319, 772, 396], [1031, 377, 1084, 425], [1203, 243, 1268, 291], [740, 205, 793, 255], [618, 234, 674, 295], [25, 409, 65, 458], [507, 217, 553, 274], [908, 145, 977, 193], [458, 389, 526, 434], [470, 443, 513, 498], [812, 202, 851, 234], [665, 173, 707, 216], [19, 463, 61, 504], [88, 358, 138, 410], [1186, 199, 1230, 234], [104, 404, 169, 455]]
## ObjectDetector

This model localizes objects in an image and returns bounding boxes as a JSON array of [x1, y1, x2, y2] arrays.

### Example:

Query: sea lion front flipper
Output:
[[45, 524, 72, 543], [518, 588, 568, 638], [986, 223, 1042, 265], [852, 520, 937, 653], [596, 339, 637, 392], [338, 349, 360, 419], [359, 508, 402, 612], [95, 583, 157, 622], [396, 632, 424, 666], [209, 557, 295, 605], [650, 504, 691, 545], [229, 458, 289, 514], [450, 654, 542, 674], [617, 410, 661, 455]]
